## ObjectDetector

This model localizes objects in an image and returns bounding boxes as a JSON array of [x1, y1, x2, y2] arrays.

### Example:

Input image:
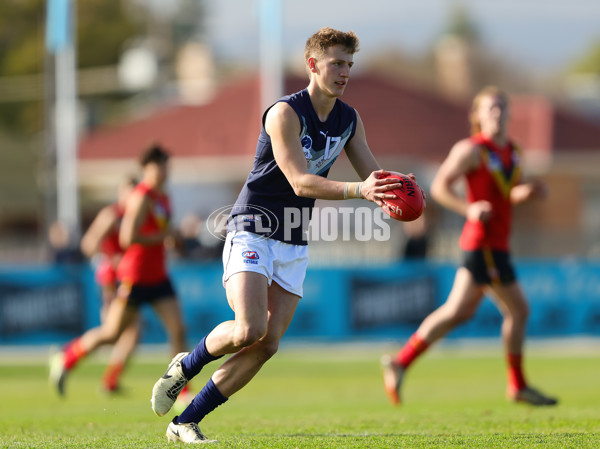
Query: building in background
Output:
[[76, 73, 600, 264]]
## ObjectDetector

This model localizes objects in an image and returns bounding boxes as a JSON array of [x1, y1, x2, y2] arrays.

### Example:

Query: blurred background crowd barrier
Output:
[[1, 259, 599, 345]]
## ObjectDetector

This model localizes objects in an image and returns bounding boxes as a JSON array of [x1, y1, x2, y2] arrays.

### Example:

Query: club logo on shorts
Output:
[[242, 250, 260, 264]]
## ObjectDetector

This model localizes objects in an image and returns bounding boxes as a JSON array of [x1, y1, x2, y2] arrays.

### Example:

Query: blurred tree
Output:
[[0, 0, 45, 134], [434, 2, 483, 100], [0, 0, 144, 135], [365, 2, 533, 99], [570, 41, 600, 74], [172, 0, 206, 46], [77, 0, 144, 69], [434, 1, 532, 99], [564, 41, 600, 121], [443, 2, 480, 42], [0, 0, 45, 76]]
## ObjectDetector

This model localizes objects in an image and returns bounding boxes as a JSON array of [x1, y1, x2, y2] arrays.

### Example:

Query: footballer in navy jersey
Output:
[[151, 27, 419, 444], [231, 88, 358, 244]]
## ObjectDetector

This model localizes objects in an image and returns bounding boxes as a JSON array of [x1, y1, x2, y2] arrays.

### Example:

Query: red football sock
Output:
[[395, 333, 430, 369], [63, 338, 87, 370], [102, 362, 124, 391], [506, 352, 527, 391]]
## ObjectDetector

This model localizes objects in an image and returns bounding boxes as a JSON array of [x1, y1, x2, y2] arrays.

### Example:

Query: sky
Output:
[[200, 0, 600, 75]]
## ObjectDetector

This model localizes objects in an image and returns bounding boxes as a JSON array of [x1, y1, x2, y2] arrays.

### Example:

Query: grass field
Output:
[[1, 342, 599, 448]]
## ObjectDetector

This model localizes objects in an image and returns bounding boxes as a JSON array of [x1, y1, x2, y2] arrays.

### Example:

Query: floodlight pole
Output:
[[46, 0, 80, 242], [258, 0, 284, 113]]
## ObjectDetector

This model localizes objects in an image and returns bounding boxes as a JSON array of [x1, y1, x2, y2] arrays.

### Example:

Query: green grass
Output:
[[1, 342, 599, 448]]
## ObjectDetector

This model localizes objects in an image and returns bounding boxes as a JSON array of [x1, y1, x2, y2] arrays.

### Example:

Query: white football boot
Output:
[[166, 417, 217, 444], [151, 352, 190, 416]]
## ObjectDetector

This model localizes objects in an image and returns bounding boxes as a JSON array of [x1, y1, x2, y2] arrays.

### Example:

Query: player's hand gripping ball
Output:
[[380, 173, 425, 222]]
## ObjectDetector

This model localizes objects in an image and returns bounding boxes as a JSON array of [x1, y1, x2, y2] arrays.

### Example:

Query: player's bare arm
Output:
[[431, 138, 492, 222], [80, 206, 118, 257], [119, 192, 167, 248]]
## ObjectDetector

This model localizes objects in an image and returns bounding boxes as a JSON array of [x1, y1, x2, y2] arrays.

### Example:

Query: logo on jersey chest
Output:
[[301, 135, 313, 160], [153, 202, 170, 229]]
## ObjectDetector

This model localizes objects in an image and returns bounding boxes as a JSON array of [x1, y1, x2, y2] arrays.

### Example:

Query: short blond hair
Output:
[[469, 86, 509, 135], [304, 27, 359, 63]]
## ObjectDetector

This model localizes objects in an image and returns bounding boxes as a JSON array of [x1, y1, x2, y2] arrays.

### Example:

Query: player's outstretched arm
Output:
[[80, 206, 118, 257]]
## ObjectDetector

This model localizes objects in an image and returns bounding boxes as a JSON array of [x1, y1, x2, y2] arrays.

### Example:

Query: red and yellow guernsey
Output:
[[459, 132, 522, 252], [117, 182, 171, 285]]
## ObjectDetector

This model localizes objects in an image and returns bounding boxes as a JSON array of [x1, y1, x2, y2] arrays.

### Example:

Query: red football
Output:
[[380, 173, 425, 222]]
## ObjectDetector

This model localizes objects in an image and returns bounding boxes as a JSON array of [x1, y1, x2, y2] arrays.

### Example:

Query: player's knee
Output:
[[232, 323, 266, 349], [255, 338, 280, 363], [449, 308, 475, 325], [100, 326, 121, 344], [509, 302, 529, 324]]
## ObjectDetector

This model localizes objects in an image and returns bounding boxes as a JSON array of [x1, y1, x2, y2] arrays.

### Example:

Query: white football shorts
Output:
[[222, 230, 308, 298]]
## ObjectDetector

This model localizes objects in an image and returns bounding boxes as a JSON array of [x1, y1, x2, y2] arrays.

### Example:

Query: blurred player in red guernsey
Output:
[[79, 176, 139, 393], [50, 145, 189, 402], [382, 86, 557, 406]]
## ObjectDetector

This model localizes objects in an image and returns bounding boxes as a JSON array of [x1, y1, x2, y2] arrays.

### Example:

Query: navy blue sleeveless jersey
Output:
[[229, 89, 357, 245]]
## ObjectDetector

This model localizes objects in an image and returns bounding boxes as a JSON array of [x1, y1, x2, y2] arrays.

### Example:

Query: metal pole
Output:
[[49, 0, 80, 241], [258, 0, 284, 112]]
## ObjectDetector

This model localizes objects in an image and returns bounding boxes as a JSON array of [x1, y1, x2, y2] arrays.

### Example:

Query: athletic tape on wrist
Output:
[[344, 182, 363, 199]]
